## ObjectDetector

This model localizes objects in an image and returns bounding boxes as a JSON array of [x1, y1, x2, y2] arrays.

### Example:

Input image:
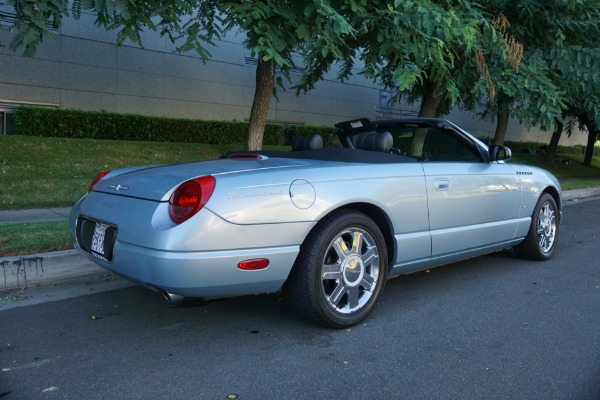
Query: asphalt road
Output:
[[1, 199, 599, 400]]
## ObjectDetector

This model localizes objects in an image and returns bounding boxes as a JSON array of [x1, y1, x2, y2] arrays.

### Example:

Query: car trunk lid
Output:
[[91, 157, 309, 201]]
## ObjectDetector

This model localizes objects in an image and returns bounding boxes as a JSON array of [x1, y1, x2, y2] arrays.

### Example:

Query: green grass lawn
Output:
[[0, 220, 71, 257], [510, 152, 600, 189], [510, 152, 600, 178], [0, 135, 288, 210]]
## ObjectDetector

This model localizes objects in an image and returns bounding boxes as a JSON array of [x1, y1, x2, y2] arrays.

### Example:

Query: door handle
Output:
[[434, 178, 450, 191]]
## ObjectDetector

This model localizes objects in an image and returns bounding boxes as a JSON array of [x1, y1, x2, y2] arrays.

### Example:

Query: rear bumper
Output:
[[69, 191, 312, 298], [75, 240, 299, 297]]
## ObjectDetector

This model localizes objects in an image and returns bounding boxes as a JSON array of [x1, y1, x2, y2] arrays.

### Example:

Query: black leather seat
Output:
[[354, 131, 393, 153], [292, 134, 324, 151]]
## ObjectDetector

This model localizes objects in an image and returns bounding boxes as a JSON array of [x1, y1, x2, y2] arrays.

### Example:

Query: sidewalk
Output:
[[0, 207, 72, 225], [1, 187, 600, 293]]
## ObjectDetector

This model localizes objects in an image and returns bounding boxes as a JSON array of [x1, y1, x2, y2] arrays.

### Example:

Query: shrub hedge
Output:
[[19, 106, 594, 154], [14, 106, 336, 146]]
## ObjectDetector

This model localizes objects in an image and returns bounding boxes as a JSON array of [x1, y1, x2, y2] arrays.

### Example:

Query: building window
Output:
[[0, 108, 16, 135]]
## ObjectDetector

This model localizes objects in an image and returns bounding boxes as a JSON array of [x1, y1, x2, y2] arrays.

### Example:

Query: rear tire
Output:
[[286, 210, 388, 328], [514, 193, 559, 261]]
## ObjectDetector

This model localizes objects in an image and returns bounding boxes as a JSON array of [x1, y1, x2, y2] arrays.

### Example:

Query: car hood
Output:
[[92, 157, 312, 201]]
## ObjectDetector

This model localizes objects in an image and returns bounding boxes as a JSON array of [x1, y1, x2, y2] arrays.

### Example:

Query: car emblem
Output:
[[109, 184, 129, 191]]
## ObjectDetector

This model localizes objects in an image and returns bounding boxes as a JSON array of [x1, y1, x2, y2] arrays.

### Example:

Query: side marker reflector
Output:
[[238, 259, 270, 270]]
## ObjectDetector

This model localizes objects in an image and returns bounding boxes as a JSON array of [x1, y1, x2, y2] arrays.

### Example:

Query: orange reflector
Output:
[[237, 259, 269, 270]]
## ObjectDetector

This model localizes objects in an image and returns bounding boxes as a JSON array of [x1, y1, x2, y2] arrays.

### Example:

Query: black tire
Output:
[[285, 210, 388, 328], [513, 193, 559, 261]]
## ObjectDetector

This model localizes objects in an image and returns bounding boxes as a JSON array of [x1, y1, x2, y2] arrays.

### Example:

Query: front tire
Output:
[[286, 210, 388, 328], [514, 193, 559, 260]]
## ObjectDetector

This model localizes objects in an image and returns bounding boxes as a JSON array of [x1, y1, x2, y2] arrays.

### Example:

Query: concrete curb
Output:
[[1, 250, 105, 292], [1, 188, 599, 293], [562, 187, 600, 201]]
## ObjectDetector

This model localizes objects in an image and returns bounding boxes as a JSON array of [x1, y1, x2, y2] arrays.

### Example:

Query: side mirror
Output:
[[489, 145, 512, 161]]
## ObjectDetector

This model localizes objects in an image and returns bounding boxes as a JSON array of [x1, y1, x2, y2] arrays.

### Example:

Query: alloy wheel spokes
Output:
[[321, 228, 380, 314], [536, 202, 556, 253]]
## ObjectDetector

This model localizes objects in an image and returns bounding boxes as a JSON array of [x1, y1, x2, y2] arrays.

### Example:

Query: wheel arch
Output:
[[285, 202, 392, 327], [332, 202, 396, 270], [542, 186, 562, 221]]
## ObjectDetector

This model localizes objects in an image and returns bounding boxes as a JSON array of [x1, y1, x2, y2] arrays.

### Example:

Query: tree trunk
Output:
[[410, 80, 443, 156], [583, 124, 598, 167], [247, 55, 275, 151], [418, 80, 443, 118], [493, 97, 510, 146], [546, 119, 563, 165]]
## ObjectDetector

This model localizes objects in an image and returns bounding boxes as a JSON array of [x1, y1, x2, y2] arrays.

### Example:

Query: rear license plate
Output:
[[77, 217, 117, 262], [91, 223, 108, 256]]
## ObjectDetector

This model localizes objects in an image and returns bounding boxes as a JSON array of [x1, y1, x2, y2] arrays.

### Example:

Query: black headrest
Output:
[[292, 134, 324, 151], [355, 131, 393, 153]]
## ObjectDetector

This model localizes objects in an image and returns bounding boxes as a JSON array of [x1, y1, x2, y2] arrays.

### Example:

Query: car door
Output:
[[415, 127, 522, 257]]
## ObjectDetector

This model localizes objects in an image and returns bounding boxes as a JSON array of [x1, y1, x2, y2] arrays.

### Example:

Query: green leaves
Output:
[[393, 66, 424, 91], [3, 0, 69, 56], [479, 0, 600, 138]]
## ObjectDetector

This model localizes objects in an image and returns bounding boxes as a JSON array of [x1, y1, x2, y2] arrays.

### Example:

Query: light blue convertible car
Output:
[[70, 118, 561, 327]]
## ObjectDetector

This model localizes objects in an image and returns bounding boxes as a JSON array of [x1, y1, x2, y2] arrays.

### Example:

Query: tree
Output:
[[581, 113, 600, 167], [480, 50, 564, 145], [91, 0, 358, 150], [2, 0, 355, 150], [398, 2, 518, 118], [6, 1, 505, 150], [477, 0, 600, 156], [7, 0, 599, 157], [217, 1, 354, 150], [545, 43, 600, 165], [296, 0, 488, 118]]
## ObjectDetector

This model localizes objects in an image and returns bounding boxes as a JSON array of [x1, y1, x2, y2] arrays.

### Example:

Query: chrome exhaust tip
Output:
[[161, 290, 186, 304]]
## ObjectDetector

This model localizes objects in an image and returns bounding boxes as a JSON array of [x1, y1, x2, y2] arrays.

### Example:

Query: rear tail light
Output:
[[169, 176, 216, 224], [89, 170, 111, 191]]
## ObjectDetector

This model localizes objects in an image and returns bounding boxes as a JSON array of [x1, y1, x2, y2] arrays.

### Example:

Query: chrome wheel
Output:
[[321, 228, 381, 314], [514, 193, 559, 261], [285, 210, 387, 327], [536, 201, 556, 254]]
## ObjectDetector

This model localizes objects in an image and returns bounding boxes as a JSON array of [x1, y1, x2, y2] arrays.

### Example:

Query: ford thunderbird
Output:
[[70, 118, 561, 327]]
